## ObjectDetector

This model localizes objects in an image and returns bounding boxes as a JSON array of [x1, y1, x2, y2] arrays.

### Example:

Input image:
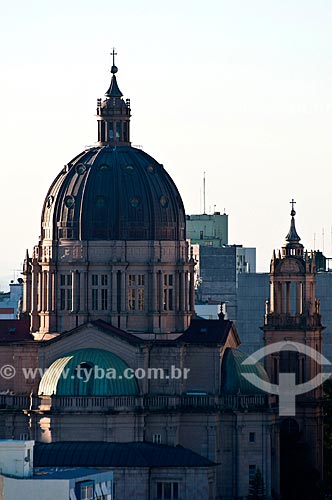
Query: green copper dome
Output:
[[221, 348, 269, 395], [38, 348, 139, 396]]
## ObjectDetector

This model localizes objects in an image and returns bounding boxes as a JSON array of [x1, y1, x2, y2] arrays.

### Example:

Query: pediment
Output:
[[38, 322, 142, 370]]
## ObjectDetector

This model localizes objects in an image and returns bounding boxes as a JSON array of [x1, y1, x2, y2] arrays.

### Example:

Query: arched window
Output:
[[74, 362, 94, 396]]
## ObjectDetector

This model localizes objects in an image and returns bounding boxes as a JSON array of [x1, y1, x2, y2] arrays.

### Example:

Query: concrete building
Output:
[[0, 438, 217, 500], [34, 441, 216, 500], [0, 281, 23, 320], [236, 272, 270, 354], [186, 212, 228, 247], [0, 439, 113, 500], [186, 210, 256, 322], [195, 244, 256, 320]]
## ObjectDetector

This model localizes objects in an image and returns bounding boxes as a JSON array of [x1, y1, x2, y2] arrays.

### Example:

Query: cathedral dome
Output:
[[25, 53, 195, 338], [41, 145, 185, 241]]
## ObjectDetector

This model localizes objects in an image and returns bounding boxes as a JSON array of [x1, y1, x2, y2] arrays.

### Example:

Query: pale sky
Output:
[[1, 0, 332, 289]]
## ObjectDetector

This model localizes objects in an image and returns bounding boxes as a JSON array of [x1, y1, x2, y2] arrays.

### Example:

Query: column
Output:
[[296, 282, 303, 314], [37, 272, 42, 312], [51, 271, 56, 312], [180, 271, 185, 312], [158, 271, 163, 312], [120, 270, 126, 312], [79, 271, 86, 313], [31, 267, 38, 313], [150, 270, 157, 312], [47, 270, 52, 312], [31, 265, 40, 332], [71, 271, 76, 313], [174, 270, 180, 312], [189, 269, 195, 313], [270, 281, 274, 313], [278, 282, 283, 313], [42, 271, 47, 312], [184, 271, 189, 312], [286, 282, 290, 314], [84, 272, 89, 312], [116, 270, 121, 313], [111, 270, 117, 313]]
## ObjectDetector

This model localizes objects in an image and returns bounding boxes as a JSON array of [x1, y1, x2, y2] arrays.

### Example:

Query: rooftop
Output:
[[32, 467, 107, 480], [34, 441, 216, 468], [0, 319, 32, 342]]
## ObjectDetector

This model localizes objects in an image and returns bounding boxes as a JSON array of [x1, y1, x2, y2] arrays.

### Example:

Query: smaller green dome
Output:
[[221, 348, 270, 395], [39, 349, 139, 397]]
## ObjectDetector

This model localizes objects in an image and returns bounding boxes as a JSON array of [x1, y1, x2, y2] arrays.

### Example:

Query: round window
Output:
[[99, 164, 110, 172], [130, 196, 141, 208], [160, 195, 169, 208], [147, 164, 156, 174], [47, 195, 54, 209], [75, 163, 86, 175], [95, 196, 106, 208], [125, 165, 135, 174], [64, 195, 75, 209]]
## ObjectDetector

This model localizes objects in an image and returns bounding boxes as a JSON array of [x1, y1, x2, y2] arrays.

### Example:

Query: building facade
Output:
[[0, 281, 23, 320], [1, 57, 325, 500], [263, 205, 323, 499], [186, 212, 229, 247], [195, 244, 256, 321]]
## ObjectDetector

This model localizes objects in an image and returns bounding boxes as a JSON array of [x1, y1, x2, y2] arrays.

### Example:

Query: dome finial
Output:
[[111, 47, 118, 74], [290, 198, 296, 217], [285, 198, 300, 243]]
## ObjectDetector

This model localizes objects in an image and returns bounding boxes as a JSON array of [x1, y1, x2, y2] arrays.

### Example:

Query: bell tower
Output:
[[263, 200, 323, 495]]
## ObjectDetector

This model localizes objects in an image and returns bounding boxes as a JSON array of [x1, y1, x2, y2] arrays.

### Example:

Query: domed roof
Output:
[[42, 145, 186, 241], [38, 348, 139, 396], [221, 348, 269, 395]]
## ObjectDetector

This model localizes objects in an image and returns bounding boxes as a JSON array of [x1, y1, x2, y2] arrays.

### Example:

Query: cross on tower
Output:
[[290, 198, 296, 216], [111, 47, 117, 67]]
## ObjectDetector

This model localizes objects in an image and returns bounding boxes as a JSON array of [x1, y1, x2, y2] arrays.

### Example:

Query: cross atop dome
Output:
[[290, 198, 296, 216], [110, 47, 118, 74], [105, 48, 123, 98]]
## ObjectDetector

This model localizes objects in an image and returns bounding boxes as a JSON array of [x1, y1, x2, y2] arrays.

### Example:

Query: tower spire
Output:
[[285, 198, 301, 243], [283, 199, 303, 257], [105, 48, 123, 98]]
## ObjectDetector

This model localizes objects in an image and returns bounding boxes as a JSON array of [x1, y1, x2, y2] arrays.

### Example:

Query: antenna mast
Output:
[[203, 171, 206, 214]]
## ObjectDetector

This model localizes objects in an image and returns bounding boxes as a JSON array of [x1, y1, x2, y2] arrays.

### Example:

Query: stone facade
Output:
[[262, 208, 323, 498], [3, 60, 324, 500]]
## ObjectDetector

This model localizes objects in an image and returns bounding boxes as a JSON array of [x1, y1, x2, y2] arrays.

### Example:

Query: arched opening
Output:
[[74, 362, 94, 396], [280, 418, 320, 499]]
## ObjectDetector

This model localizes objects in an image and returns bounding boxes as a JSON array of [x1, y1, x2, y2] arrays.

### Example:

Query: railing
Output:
[[265, 312, 322, 328], [51, 395, 141, 410], [47, 394, 268, 412], [0, 393, 269, 412], [0, 394, 36, 409]]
